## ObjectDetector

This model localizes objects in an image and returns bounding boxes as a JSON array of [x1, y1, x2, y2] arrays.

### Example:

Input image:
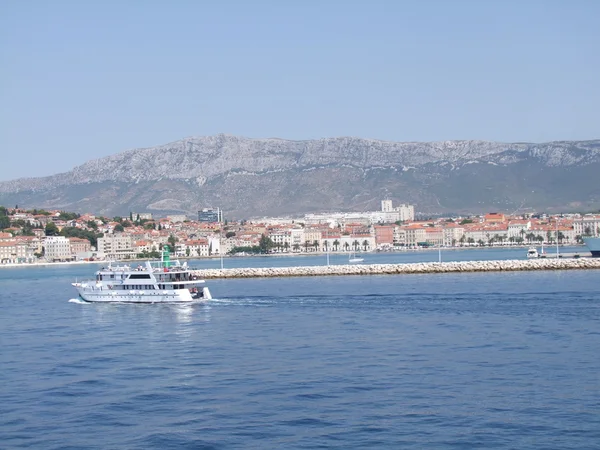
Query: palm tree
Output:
[[284, 242, 290, 253], [333, 239, 340, 251], [362, 240, 369, 251], [293, 243, 300, 252], [323, 241, 329, 253], [304, 241, 310, 253], [344, 242, 350, 252], [459, 235, 466, 246], [352, 240, 360, 251], [584, 226, 592, 236], [312, 240, 319, 252]]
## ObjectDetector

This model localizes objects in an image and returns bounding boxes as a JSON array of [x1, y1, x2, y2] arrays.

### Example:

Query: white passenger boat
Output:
[[72, 253, 211, 303], [526, 247, 539, 258]]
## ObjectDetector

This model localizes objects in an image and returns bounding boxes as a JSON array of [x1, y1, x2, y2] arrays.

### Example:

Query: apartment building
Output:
[[45, 236, 72, 261], [69, 237, 92, 259], [97, 234, 135, 260]]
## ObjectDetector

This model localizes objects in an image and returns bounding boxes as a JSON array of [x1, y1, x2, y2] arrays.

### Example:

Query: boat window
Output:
[[129, 274, 151, 279]]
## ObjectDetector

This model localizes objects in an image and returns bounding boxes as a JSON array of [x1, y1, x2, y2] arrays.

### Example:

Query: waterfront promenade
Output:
[[192, 257, 600, 279]]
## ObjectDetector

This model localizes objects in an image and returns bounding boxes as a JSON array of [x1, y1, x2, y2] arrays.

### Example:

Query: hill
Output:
[[1, 135, 599, 218]]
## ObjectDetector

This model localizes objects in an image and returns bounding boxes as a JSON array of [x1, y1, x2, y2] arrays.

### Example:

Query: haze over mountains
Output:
[[1, 135, 599, 218]]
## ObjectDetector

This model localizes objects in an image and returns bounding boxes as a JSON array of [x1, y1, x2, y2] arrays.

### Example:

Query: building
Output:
[[381, 199, 393, 212], [574, 215, 600, 237], [373, 225, 394, 246], [69, 237, 92, 259], [198, 208, 223, 223], [167, 215, 187, 223], [484, 212, 506, 224], [97, 234, 135, 260], [45, 236, 72, 261], [131, 212, 153, 221]]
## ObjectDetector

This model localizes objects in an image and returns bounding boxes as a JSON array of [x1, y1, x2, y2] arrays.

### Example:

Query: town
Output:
[[0, 202, 599, 265]]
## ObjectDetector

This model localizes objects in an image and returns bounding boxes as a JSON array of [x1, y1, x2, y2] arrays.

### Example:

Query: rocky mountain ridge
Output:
[[1, 135, 599, 217]]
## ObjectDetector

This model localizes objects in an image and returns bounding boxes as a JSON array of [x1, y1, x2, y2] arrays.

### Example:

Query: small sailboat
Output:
[[349, 251, 364, 264]]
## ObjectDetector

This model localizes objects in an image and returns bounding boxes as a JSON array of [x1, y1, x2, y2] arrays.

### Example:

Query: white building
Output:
[[44, 236, 72, 261], [97, 234, 135, 260], [167, 215, 187, 223], [573, 216, 600, 237]]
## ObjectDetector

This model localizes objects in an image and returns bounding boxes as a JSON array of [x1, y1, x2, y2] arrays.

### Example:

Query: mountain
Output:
[[1, 135, 599, 218]]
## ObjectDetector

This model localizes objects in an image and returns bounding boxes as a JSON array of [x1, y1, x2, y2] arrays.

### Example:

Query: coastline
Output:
[[0, 260, 105, 269], [0, 244, 587, 269]]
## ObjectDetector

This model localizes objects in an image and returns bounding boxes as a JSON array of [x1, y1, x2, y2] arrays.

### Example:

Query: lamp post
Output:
[[556, 220, 559, 257], [220, 227, 224, 269]]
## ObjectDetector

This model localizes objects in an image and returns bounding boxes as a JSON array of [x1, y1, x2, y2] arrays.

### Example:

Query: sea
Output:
[[1, 247, 599, 449]]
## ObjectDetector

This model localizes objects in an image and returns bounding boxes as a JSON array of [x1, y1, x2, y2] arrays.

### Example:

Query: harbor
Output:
[[191, 257, 600, 279]]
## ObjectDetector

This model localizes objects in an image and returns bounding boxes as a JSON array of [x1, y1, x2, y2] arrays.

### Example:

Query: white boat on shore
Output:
[[72, 252, 212, 303]]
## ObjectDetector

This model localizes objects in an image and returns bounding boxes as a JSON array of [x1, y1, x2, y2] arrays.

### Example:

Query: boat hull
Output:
[[74, 286, 212, 303], [583, 237, 600, 257]]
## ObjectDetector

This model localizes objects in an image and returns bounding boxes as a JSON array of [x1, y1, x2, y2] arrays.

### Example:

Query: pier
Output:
[[192, 257, 600, 279]]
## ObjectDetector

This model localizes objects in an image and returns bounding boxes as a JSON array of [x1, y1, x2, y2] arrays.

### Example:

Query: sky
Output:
[[1, 0, 599, 181]]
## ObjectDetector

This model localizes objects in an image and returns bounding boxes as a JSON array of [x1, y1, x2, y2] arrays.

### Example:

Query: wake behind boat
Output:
[[72, 251, 212, 303]]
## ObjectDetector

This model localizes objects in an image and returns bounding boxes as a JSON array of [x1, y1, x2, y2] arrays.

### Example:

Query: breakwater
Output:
[[192, 258, 600, 279]]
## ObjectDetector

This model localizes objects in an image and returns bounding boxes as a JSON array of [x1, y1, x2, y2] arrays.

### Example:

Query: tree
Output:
[[352, 240, 360, 251], [284, 242, 290, 252], [293, 243, 300, 252], [45, 222, 59, 236], [58, 211, 80, 221], [459, 218, 474, 225], [60, 226, 103, 248], [0, 214, 9, 230], [168, 234, 178, 250], [312, 240, 319, 252], [333, 239, 340, 251], [225, 231, 236, 238], [87, 220, 98, 230], [259, 234, 275, 253], [114, 224, 124, 232], [362, 240, 369, 251]]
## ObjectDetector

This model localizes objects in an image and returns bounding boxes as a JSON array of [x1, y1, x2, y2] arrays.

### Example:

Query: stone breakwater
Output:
[[192, 258, 600, 279]]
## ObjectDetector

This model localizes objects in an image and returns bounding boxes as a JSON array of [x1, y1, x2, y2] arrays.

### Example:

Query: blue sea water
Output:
[[1, 253, 599, 449]]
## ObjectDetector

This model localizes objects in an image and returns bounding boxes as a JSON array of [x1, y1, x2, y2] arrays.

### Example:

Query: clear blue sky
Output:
[[1, 0, 599, 181]]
